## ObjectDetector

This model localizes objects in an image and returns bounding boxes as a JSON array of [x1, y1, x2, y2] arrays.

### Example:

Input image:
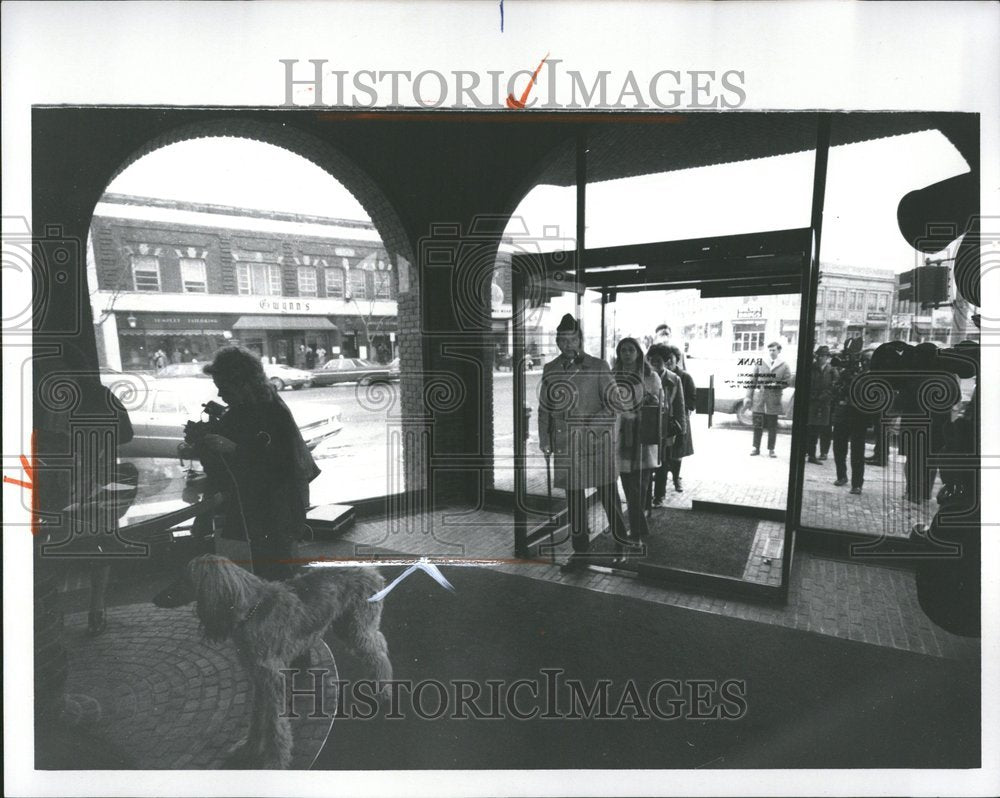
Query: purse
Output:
[[639, 397, 663, 445]]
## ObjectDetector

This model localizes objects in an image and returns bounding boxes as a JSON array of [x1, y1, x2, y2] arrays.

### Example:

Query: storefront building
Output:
[[88, 194, 398, 371]]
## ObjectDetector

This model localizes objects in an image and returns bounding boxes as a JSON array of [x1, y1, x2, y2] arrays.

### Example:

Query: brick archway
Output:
[[98, 118, 426, 494]]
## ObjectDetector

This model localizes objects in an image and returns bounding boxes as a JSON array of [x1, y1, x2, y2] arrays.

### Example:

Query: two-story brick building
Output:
[[88, 193, 398, 371], [815, 264, 898, 347]]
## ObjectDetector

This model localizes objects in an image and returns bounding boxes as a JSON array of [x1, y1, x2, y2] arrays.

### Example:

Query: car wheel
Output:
[[270, 377, 285, 391], [292, 383, 304, 390], [736, 399, 754, 427]]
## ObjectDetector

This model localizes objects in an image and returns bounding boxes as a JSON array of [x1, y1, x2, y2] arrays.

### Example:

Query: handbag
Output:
[[639, 397, 663, 445]]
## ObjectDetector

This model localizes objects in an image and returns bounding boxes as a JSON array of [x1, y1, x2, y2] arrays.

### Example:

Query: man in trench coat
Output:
[[538, 314, 629, 570]]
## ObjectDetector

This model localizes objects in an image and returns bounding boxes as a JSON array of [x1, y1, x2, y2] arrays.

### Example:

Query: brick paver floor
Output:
[[303, 505, 979, 663], [56, 605, 337, 769]]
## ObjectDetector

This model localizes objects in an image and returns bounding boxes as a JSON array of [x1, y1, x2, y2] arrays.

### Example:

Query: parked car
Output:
[[102, 377, 342, 458], [310, 357, 398, 386], [154, 361, 313, 391], [262, 363, 313, 391]]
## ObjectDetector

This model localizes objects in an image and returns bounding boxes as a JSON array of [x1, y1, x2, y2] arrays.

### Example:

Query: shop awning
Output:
[[232, 315, 337, 331]]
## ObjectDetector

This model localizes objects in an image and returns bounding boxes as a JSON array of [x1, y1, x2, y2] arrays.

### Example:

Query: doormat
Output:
[[580, 507, 758, 578], [632, 508, 759, 578]]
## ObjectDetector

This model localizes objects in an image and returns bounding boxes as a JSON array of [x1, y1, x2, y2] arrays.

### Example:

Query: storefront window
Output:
[[90, 134, 410, 509], [802, 121, 976, 539]]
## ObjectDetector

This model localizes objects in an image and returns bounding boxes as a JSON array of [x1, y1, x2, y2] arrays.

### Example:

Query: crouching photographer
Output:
[[186, 345, 320, 581]]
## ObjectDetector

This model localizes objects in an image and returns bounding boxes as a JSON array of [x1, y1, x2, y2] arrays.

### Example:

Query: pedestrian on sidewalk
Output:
[[831, 369, 869, 495], [747, 341, 790, 458], [806, 346, 837, 465]]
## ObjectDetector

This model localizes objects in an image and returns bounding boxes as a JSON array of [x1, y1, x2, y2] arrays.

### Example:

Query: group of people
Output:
[[803, 343, 877, 495], [149, 346, 197, 371], [295, 344, 327, 370], [743, 339, 882, 496], [537, 314, 696, 571]]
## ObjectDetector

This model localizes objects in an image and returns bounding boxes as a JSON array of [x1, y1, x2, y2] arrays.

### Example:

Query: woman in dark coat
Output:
[[193, 346, 320, 580], [664, 345, 695, 488]]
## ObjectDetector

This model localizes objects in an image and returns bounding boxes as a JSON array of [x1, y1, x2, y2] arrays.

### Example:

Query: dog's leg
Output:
[[249, 661, 294, 769], [225, 659, 292, 769], [332, 609, 393, 701]]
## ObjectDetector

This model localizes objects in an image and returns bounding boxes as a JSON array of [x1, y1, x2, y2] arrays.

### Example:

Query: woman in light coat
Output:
[[613, 337, 663, 544]]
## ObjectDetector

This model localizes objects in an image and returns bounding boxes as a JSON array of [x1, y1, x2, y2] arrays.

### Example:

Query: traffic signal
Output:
[[897, 265, 950, 304]]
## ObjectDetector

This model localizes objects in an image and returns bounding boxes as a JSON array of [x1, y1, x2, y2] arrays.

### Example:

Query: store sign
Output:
[[259, 298, 313, 312], [736, 306, 762, 319], [137, 314, 226, 329], [866, 311, 887, 321]]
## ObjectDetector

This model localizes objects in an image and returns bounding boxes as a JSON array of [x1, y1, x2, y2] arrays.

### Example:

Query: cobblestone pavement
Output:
[[55, 605, 336, 769], [306, 506, 979, 663]]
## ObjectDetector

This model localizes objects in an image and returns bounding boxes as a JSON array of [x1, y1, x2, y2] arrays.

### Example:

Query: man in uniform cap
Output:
[[538, 314, 629, 571]]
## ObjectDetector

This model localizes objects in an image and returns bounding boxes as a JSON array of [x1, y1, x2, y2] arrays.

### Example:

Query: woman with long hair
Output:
[[193, 345, 320, 580], [612, 337, 663, 550]]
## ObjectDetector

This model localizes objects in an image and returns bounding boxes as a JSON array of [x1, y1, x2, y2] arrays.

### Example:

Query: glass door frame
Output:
[[511, 227, 818, 601]]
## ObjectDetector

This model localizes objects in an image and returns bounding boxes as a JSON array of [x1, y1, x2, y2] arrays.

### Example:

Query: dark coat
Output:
[[671, 367, 696, 458], [538, 353, 619, 490], [207, 393, 320, 545], [807, 362, 838, 426], [656, 368, 688, 462]]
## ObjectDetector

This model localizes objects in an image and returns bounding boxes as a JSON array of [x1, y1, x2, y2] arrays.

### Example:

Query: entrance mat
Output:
[[638, 507, 759, 577], [316, 565, 980, 770]]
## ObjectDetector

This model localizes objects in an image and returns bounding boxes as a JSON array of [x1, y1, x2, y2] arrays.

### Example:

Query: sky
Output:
[[105, 129, 969, 275]]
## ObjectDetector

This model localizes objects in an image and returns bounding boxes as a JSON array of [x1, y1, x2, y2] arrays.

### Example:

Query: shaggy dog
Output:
[[155, 554, 392, 768]]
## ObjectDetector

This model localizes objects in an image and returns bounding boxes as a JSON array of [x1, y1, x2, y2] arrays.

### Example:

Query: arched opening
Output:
[[88, 129, 417, 506]]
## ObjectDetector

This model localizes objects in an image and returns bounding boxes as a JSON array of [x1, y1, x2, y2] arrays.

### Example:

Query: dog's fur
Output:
[[168, 554, 392, 769]]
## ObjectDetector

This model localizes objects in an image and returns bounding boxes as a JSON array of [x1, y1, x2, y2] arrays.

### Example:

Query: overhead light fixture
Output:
[[126, 314, 137, 328]]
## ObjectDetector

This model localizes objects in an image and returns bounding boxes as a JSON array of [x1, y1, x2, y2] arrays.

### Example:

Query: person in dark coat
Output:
[[806, 345, 837, 464], [664, 345, 695, 489], [193, 346, 320, 580], [646, 344, 686, 504], [538, 314, 629, 571], [831, 356, 871, 494]]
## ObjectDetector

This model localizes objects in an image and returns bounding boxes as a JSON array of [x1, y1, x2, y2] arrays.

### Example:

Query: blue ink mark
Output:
[[500, 0, 504, 32], [368, 558, 456, 602]]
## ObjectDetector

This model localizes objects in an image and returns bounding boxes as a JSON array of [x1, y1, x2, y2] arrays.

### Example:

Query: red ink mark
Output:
[[4, 444, 39, 532], [3, 452, 34, 489], [506, 52, 549, 109]]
